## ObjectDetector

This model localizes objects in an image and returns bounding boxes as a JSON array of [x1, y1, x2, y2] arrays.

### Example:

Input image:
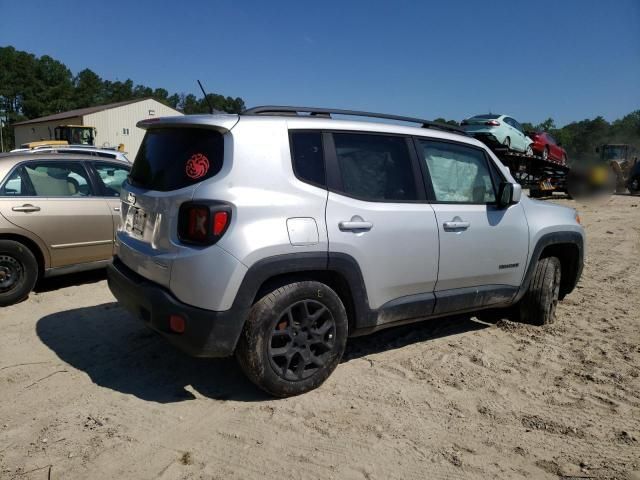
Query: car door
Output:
[[512, 119, 527, 151], [502, 117, 516, 148], [546, 134, 560, 161], [91, 161, 131, 250], [0, 160, 114, 267], [324, 132, 440, 318], [414, 138, 529, 314]]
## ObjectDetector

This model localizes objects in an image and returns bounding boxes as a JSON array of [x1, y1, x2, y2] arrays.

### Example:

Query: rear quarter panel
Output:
[[195, 118, 329, 268]]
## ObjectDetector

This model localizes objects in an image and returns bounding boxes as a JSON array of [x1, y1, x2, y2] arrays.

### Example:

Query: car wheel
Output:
[[542, 147, 549, 161], [517, 256, 561, 326], [503, 137, 511, 149], [526, 145, 533, 156], [236, 281, 348, 397], [0, 240, 38, 307]]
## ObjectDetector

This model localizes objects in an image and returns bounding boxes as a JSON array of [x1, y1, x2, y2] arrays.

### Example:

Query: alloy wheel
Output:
[[268, 299, 337, 381]]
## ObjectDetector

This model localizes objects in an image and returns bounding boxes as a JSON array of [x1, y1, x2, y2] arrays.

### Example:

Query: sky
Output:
[[1, 0, 639, 126]]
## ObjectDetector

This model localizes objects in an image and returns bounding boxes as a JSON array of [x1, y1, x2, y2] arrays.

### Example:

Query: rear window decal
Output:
[[186, 153, 210, 180]]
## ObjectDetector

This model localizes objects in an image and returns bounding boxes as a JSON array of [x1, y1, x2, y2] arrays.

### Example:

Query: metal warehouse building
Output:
[[13, 98, 182, 159]]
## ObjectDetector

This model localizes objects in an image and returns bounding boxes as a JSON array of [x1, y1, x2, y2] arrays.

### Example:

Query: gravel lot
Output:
[[1, 195, 639, 480]]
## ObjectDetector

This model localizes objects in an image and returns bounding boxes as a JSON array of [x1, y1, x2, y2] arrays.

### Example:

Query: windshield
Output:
[[471, 114, 501, 120], [602, 146, 627, 161]]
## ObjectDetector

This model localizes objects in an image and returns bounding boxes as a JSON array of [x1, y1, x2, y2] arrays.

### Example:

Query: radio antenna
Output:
[[197, 80, 214, 114]]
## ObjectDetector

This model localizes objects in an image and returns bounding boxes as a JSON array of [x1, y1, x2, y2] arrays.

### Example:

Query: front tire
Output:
[[629, 176, 640, 194], [0, 240, 38, 307], [236, 281, 348, 397], [542, 147, 549, 161], [517, 256, 561, 326], [526, 144, 533, 156]]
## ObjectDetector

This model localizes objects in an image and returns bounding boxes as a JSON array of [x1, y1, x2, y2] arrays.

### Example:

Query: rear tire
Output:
[[503, 137, 511, 149], [526, 145, 533, 156], [0, 240, 38, 307], [629, 176, 640, 194], [542, 147, 549, 161], [235, 281, 348, 397], [517, 256, 561, 326]]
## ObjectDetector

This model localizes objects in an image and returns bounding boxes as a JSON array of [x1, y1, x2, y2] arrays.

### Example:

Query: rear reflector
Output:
[[169, 314, 186, 333]]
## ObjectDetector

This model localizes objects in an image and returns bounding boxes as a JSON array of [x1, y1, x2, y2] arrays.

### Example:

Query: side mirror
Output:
[[497, 182, 521, 208]]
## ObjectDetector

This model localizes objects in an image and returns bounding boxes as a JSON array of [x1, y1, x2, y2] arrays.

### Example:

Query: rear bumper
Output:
[[107, 258, 246, 357]]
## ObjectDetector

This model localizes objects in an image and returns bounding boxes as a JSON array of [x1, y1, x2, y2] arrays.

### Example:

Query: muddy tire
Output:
[[235, 281, 348, 397], [0, 240, 38, 307], [517, 256, 561, 326]]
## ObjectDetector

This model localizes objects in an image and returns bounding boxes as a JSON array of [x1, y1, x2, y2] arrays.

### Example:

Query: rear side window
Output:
[[94, 162, 130, 197], [1, 162, 93, 197], [129, 128, 223, 191], [290, 131, 326, 187], [333, 133, 417, 201]]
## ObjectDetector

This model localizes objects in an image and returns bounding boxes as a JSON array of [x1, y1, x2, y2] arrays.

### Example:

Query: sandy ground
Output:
[[1, 195, 639, 480]]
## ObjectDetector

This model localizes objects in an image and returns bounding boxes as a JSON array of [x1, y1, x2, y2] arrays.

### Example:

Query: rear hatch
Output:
[[117, 116, 237, 287]]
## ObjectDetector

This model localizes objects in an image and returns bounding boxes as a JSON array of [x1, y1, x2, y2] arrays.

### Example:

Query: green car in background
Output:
[[462, 114, 533, 155]]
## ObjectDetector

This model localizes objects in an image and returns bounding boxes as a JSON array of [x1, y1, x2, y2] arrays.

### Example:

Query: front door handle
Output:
[[339, 220, 373, 232], [443, 221, 470, 231], [12, 204, 41, 213]]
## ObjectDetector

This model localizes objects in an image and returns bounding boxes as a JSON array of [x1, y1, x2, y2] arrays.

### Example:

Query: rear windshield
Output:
[[129, 128, 224, 191], [471, 114, 500, 120]]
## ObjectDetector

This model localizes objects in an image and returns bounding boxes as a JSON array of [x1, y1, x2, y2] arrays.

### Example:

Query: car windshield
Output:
[[471, 114, 501, 120]]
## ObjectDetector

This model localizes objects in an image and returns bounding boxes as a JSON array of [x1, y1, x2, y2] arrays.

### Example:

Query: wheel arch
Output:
[[515, 231, 584, 302], [239, 252, 370, 334]]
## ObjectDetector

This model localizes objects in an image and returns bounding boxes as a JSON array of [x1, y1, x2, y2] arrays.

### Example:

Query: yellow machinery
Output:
[[54, 125, 96, 145]]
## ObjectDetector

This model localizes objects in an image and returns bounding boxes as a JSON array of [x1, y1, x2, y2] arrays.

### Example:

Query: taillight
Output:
[[213, 211, 229, 236], [485, 120, 500, 126], [178, 201, 231, 245]]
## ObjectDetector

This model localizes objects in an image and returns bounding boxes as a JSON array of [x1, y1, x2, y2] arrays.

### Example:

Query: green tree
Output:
[[73, 69, 103, 108]]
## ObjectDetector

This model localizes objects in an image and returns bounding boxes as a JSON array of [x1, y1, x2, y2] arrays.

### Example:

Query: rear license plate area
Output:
[[125, 206, 148, 238]]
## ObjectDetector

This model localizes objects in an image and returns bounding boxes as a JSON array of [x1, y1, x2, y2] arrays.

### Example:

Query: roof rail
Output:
[[242, 106, 466, 135]]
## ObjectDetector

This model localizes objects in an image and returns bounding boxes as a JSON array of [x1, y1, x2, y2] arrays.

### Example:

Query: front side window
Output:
[[333, 133, 417, 201], [290, 131, 326, 187], [7, 162, 93, 197], [94, 162, 130, 197], [419, 140, 496, 204]]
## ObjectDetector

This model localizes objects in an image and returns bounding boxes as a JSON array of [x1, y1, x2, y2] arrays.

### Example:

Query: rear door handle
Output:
[[12, 204, 41, 213], [443, 221, 470, 231], [339, 221, 373, 232]]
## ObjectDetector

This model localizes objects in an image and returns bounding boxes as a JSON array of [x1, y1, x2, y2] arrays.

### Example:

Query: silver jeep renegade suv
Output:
[[107, 106, 585, 397]]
